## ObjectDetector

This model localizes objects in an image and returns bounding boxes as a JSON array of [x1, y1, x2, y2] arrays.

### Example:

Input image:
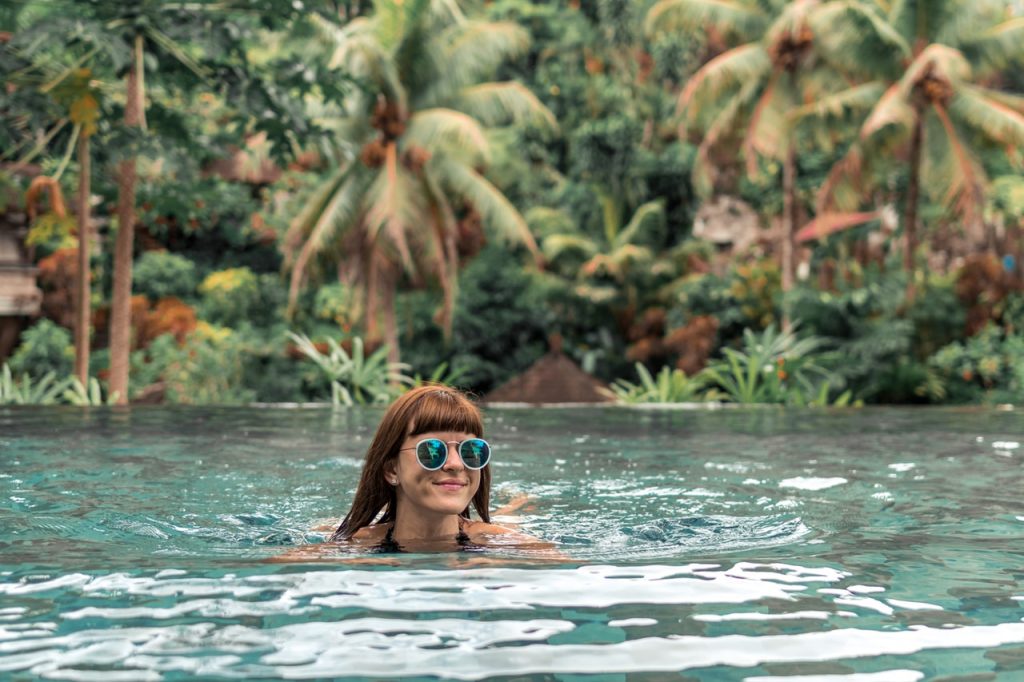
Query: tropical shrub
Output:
[[930, 325, 1024, 404], [609, 363, 712, 404], [129, 326, 255, 405], [0, 364, 70, 405], [133, 251, 198, 301], [7, 319, 74, 378], [702, 325, 850, 406], [671, 260, 782, 344], [63, 377, 119, 406], [401, 245, 550, 393], [199, 267, 260, 327], [287, 332, 412, 406], [164, 326, 255, 405], [789, 269, 966, 403]]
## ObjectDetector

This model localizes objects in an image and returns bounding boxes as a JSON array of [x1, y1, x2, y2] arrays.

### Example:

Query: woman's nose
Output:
[[442, 443, 465, 470]]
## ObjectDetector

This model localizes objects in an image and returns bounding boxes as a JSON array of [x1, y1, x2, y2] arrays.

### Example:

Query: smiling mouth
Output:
[[434, 481, 467, 489]]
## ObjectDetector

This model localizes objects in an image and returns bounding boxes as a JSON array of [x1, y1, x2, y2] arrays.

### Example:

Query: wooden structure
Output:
[[0, 205, 42, 362]]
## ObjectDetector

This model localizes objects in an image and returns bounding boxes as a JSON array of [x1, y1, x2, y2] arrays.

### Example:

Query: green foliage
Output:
[[313, 282, 359, 329], [401, 245, 550, 394], [133, 251, 198, 301], [0, 364, 70, 405], [671, 260, 781, 342], [63, 377, 119, 406], [287, 332, 412, 406], [133, 329, 255, 405], [135, 177, 264, 248], [990, 175, 1024, 220], [7, 319, 74, 378], [702, 325, 849, 406], [789, 269, 966, 402], [930, 325, 1024, 404], [610, 362, 712, 404], [199, 267, 261, 327]]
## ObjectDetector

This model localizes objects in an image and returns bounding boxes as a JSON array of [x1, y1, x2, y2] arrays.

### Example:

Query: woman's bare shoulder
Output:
[[464, 520, 549, 546], [350, 523, 389, 541]]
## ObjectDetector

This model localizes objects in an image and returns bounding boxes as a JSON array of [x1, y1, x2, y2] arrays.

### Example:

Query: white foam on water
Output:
[[888, 463, 916, 472], [7, 620, 1024, 680], [779, 478, 848, 491], [886, 599, 943, 611], [607, 618, 657, 627], [301, 564, 813, 611], [745, 671, 924, 682], [847, 585, 885, 594], [693, 611, 856, 622]]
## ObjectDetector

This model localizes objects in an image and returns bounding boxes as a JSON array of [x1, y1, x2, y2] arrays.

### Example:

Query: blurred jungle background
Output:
[[2, 0, 1023, 407]]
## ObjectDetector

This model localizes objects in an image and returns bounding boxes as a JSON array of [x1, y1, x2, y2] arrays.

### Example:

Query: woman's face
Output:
[[388, 430, 482, 518]]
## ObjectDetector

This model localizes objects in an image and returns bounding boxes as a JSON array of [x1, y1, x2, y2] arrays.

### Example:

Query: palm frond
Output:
[[795, 210, 881, 242], [927, 103, 987, 239], [951, 84, 1024, 150], [741, 70, 788, 174], [677, 43, 771, 123], [363, 144, 424, 273], [817, 143, 866, 213], [691, 79, 761, 197], [405, 108, 490, 165], [419, 170, 460, 340], [962, 17, 1024, 76], [615, 200, 667, 250], [455, 82, 558, 132], [144, 26, 208, 78], [542, 234, 599, 264], [898, 44, 971, 100], [525, 206, 577, 240], [601, 244, 655, 277], [436, 157, 542, 263], [311, 14, 407, 110], [441, 20, 530, 90], [791, 81, 888, 122], [860, 82, 914, 139], [646, 0, 768, 41], [282, 165, 351, 262], [286, 167, 368, 317], [810, 1, 909, 79]]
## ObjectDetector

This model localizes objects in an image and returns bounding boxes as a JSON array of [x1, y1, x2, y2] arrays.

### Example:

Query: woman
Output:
[[330, 384, 540, 552]]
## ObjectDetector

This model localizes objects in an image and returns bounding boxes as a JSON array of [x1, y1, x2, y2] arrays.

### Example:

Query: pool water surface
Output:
[[1, 406, 1022, 680]]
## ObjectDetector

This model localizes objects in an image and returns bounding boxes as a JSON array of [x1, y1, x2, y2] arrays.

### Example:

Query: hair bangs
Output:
[[408, 390, 484, 438]]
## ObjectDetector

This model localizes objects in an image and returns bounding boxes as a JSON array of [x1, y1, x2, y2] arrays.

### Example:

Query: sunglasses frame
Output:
[[399, 437, 492, 471]]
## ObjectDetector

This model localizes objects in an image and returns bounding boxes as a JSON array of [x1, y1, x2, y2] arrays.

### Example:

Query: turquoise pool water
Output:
[[1, 406, 1023, 680]]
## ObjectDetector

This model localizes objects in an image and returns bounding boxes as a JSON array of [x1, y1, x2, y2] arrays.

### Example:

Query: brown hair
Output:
[[330, 384, 490, 541]]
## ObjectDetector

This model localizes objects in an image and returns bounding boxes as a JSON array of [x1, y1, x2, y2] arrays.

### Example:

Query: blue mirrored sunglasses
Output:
[[399, 438, 491, 471]]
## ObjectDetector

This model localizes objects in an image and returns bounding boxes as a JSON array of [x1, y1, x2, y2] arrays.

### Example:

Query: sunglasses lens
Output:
[[416, 438, 448, 470], [459, 438, 490, 469]]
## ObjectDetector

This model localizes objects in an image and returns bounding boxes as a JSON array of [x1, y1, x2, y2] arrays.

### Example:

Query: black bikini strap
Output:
[[377, 524, 403, 553], [456, 516, 472, 546], [379, 518, 472, 552]]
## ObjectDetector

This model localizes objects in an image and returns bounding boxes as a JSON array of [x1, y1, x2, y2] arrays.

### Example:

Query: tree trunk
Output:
[[904, 108, 924, 302], [381, 280, 400, 367], [780, 143, 797, 329], [74, 134, 91, 387], [108, 34, 144, 404]]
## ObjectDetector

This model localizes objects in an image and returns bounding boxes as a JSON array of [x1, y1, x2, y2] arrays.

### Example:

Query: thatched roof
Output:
[[484, 351, 613, 404]]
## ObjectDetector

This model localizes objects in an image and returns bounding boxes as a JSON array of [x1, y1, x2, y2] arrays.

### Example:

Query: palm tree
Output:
[[646, 0, 838, 303], [282, 0, 555, 363], [796, 0, 1024, 298], [535, 200, 669, 314]]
